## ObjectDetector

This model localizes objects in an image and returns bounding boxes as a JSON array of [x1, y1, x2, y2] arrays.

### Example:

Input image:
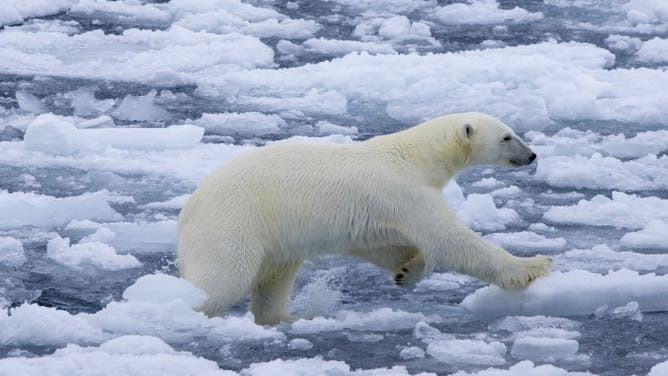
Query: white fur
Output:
[[177, 112, 551, 325]]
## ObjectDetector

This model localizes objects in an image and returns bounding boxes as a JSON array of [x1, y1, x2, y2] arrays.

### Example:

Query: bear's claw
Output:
[[393, 252, 426, 287]]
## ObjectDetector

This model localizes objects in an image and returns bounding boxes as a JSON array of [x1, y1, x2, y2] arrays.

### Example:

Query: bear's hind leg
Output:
[[250, 260, 302, 325]]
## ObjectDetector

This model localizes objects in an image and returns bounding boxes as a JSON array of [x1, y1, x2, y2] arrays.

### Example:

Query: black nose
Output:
[[529, 153, 537, 163]]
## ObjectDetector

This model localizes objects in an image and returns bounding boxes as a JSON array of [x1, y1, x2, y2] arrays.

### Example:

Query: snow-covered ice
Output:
[[1, 0, 668, 375]]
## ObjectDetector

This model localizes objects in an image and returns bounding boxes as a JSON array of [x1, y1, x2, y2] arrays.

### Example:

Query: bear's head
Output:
[[457, 113, 536, 169]]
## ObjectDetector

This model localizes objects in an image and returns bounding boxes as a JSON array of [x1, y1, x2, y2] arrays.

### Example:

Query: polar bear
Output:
[[178, 112, 551, 325]]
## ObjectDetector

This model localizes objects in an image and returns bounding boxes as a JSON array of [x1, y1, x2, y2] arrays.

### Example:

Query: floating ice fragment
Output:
[[510, 336, 579, 362], [621, 220, 668, 250], [122, 273, 208, 309], [0, 236, 25, 266], [47, 234, 141, 271], [462, 269, 668, 317], [288, 338, 313, 350], [291, 308, 439, 334], [0, 190, 123, 229], [427, 339, 507, 366], [484, 232, 566, 252], [544, 192, 668, 229]]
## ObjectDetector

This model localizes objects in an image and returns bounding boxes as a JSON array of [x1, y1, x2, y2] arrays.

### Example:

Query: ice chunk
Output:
[[193, 112, 285, 137], [0, 236, 25, 266], [65, 88, 115, 117], [0, 335, 235, 376], [484, 232, 566, 252], [489, 315, 581, 340], [473, 177, 502, 188], [327, 0, 436, 14], [0, 190, 123, 229], [303, 38, 396, 56], [70, 0, 171, 25], [314, 121, 358, 136], [399, 346, 425, 360], [112, 90, 171, 121], [462, 268, 668, 317], [510, 337, 579, 362], [122, 273, 208, 309], [0, 0, 76, 27], [620, 220, 668, 250], [636, 37, 668, 63], [243, 357, 424, 376], [607, 301, 643, 321], [649, 359, 668, 376], [490, 186, 522, 198], [543, 192, 668, 229], [80, 125, 204, 150], [288, 338, 313, 350], [443, 179, 466, 211], [144, 194, 191, 210], [433, 0, 543, 25], [456, 193, 520, 231], [15, 90, 46, 114], [23, 113, 83, 155], [597, 130, 668, 159], [23, 114, 204, 154], [47, 234, 142, 271], [605, 34, 642, 53], [557, 244, 668, 272], [426, 339, 507, 365], [0, 26, 274, 86], [66, 220, 177, 252], [236, 89, 348, 116], [0, 303, 106, 346], [291, 308, 440, 334], [536, 153, 668, 191], [416, 273, 474, 292]]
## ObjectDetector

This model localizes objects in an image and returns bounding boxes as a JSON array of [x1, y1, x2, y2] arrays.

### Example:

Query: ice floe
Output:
[[462, 269, 668, 317]]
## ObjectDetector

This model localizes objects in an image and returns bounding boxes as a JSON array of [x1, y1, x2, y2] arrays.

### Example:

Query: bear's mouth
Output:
[[509, 159, 523, 167]]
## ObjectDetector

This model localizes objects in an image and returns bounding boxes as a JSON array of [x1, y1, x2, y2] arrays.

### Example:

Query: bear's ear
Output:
[[463, 123, 474, 139]]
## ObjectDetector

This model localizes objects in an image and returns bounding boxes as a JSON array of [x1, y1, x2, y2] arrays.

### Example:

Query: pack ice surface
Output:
[[0, 0, 667, 375]]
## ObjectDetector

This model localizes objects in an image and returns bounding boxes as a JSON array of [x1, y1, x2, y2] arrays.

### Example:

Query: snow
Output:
[[543, 192, 668, 229], [0, 190, 123, 229], [426, 339, 507, 366], [46, 234, 142, 271], [0, 236, 25, 266], [433, 1, 543, 25], [462, 269, 668, 317]]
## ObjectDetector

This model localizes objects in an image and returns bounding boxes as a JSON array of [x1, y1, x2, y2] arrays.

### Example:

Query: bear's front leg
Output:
[[393, 251, 426, 287]]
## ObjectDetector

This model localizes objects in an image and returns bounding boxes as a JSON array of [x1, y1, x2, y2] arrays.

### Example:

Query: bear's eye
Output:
[[502, 135, 512, 142]]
